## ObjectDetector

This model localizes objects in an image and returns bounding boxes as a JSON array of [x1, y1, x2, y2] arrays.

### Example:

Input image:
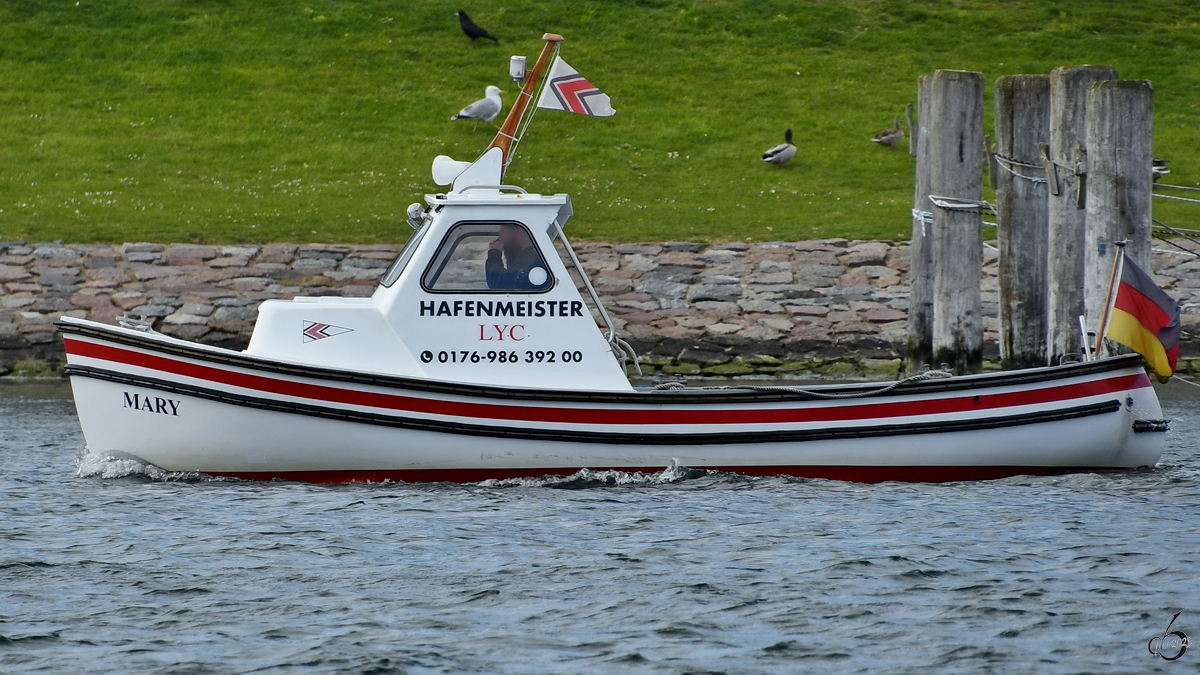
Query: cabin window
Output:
[[422, 221, 554, 293], [380, 221, 431, 288]]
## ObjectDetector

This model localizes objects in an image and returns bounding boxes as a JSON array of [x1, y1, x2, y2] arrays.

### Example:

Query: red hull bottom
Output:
[[207, 465, 1129, 485]]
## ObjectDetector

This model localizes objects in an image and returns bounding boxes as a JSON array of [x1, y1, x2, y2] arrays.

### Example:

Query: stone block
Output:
[[342, 256, 391, 269], [123, 242, 165, 253], [293, 258, 338, 270], [831, 321, 876, 334], [213, 306, 259, 322], [842, 241, 890, 267], [738, 325, 782, 341], [0, 265, 30, 282], [34, 246, 82, 261], [1, 296, 37, 310], [623, 254, 659, 272], [705, 323, 742, 336], [38, 271, 82, 287], [163, 310, 210, 325], [758, 317, 795, 332], [863, 307, 907, 323], [298, 245, 350, 259], [738, 299, 784, 314], [82, 257, 117, 269], [327, 268, 384, 281], [134, 304, 175, 317], [180, 303, 215, 316], [210, 319, 255, 334], [698, 251, 743, 264], [208, 255, 253, 268], [158, 324, 210, 340], [166, 244, 219, 265], [654, 325, 703, 339], [759, 260, 793, 273], [132, 266, 183, 281], [126, 252, 163, 263], [614, 243, 662, 255], [222, 246, 260, 258], [688, 284, 743, 302], [662, 242, 704, 252], [258, 243, 299, 264]]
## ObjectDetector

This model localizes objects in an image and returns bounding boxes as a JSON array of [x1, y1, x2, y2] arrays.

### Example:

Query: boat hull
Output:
[[60, 320, 1168, 484]]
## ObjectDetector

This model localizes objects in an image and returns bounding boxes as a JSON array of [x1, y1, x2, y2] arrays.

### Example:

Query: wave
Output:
[[475, 458, 716, 489], [75, 447, 222, 482]]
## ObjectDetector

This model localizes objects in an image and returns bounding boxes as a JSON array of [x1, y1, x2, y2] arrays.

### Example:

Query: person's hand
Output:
[[489, 239, 503, 251]]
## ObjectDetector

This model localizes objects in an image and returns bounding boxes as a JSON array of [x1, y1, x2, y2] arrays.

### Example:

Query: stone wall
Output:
[[2, 238, 1197, 378]]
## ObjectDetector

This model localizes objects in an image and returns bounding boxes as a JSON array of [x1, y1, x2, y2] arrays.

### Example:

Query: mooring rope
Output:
[[1154, 219, 1200, 256], [928, 195, 997, 214], [1174, 375, 1200, 389], [1153, 193, 1200, 205], [651, 368, 955, 399], [993, 153, 1048, 185]]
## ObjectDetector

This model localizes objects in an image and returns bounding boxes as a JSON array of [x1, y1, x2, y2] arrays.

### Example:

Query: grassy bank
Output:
[[1, 0, 1198, 245]]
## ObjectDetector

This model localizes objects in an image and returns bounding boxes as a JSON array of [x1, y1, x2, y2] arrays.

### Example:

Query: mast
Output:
[[487, 33, 563, 177], [1093, 241, 1125, 358]]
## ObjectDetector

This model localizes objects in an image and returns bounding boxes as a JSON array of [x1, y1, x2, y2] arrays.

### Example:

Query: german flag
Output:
[[1105, 252, 1181, 380]]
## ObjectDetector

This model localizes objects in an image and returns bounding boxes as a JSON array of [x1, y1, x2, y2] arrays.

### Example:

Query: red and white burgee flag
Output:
[[536, 56, 616, 117]]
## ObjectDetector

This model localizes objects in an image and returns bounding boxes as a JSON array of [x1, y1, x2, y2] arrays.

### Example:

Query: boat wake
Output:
[[476, 459, 715, 489], [75, 448, 219, 482]]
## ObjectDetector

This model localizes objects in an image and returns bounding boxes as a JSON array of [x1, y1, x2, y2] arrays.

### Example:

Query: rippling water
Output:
[[3, 380, 1199, 674]]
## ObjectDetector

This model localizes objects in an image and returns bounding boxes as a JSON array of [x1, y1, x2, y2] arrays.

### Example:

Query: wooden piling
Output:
[[1083, 80, 1154, 338], [905, 75, 934, 374], [929, 70, 984, 374], [994, 74, 1051, 369], [1045, 65, 1118, 364]]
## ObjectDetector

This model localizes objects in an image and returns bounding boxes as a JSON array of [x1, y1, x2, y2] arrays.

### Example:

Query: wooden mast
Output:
[[486, 33, 563, 176], [1093, 240, 1125, 358]]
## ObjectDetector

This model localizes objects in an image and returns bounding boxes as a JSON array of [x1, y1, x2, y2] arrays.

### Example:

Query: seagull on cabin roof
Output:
[[762, 128, 796, 168], [871, 116, 904, 147], [450, 85, 504, 130], [455, 11, 499, 43]]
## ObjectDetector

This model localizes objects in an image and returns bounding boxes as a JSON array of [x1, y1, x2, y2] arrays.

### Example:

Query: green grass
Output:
[[1, 0, 1199, 245]]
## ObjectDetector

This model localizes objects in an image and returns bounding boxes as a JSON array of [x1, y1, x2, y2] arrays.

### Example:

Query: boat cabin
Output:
[[244, 147, 637, 392]]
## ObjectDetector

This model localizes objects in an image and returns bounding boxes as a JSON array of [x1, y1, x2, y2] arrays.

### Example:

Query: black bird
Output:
[[455, 11, 498, 43]]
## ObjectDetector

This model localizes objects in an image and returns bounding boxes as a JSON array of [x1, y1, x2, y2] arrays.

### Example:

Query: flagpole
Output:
[[487, 33, 563, 176], [1094, 241, 1126, 358]]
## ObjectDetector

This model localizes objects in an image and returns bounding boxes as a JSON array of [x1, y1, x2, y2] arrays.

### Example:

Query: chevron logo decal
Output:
[[302, 321, 353, 343]]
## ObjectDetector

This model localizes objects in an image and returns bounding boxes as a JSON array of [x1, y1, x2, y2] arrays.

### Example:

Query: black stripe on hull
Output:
[[67, 364, 1123, 446], [57, 321, 1147, 404]]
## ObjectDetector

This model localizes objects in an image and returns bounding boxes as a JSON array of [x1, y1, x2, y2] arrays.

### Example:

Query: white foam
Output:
[[476, 458, 712, 488], [75, 448, 218, 482]]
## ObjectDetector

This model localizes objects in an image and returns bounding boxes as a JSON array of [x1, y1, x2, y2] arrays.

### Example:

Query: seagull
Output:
[[450, 85, 504, 130], [455, 11, 498, 43], [871, 116, 904, 147], [762, 128, 796, 168], [1153, 156, 1170, 183]]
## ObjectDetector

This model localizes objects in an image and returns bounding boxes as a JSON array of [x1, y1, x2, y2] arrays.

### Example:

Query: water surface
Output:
[[2, 380, 1199, 673]]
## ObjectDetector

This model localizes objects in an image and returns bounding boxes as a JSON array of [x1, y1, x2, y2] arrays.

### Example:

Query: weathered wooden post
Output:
[[905, 75, 934, 374], [1046, 65, 1118, 364], [929, 70, 984, 373], [994, 75, 1051, 369], [1083, 80, 1154, 336]]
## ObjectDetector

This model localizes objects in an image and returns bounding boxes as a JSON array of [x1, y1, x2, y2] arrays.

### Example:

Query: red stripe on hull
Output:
[[208, 465, 1127, 485], [63, 338, 1152, 427]]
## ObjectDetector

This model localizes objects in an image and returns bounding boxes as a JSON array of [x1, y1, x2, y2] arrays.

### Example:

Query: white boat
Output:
[[58, 35, 1169, 483]]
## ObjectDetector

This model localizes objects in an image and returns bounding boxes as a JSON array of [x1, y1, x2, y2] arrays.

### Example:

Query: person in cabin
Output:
[[486, 224, 548, 290]]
